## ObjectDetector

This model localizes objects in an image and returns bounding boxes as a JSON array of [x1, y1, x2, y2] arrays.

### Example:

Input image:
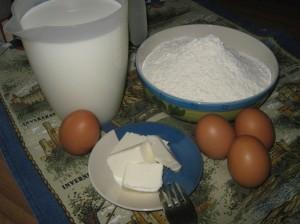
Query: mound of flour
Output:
[[142, 34, 272, 102]]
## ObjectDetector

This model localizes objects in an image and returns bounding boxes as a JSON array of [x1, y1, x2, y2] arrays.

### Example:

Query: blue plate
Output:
[[89, 121, 203, 210], [115, 122, 203, 195]]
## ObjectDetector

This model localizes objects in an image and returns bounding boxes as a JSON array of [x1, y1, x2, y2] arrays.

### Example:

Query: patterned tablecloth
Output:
[[0, 0, 299, 223]]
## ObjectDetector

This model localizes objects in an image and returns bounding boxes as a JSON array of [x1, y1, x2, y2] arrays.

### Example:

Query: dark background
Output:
[[214, 0, 300, 43]]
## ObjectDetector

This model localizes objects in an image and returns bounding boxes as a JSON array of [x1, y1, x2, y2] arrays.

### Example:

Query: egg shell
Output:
[[59, 110, 101, 155], [227, 135, 271, 188], [235, 108, 275, 150], [195, 114, 235, 160]]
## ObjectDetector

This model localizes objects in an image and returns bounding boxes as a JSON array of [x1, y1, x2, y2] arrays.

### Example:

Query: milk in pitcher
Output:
[[21, 0, 121, 28], [19, 0, 128, 123]]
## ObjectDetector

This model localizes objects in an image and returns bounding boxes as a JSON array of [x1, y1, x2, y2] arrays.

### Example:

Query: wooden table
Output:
[[0, 153, 37, 224]]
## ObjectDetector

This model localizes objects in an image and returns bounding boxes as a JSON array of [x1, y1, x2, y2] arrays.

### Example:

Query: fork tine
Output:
[[159, 188, 171, 208], [168, 184, 180, 206], [165, 184, 176, 207], [171, 183, 182, 205], [160, 183, 179, 208], [174, 182, 187, 202], [159, 188, 167, 207]]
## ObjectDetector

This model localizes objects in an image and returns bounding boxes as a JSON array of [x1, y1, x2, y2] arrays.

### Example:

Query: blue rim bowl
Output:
[[136, 25, 279, 122]]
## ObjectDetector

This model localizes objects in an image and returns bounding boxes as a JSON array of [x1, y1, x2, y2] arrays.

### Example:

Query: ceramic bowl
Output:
[[136, 25, 278, 122]]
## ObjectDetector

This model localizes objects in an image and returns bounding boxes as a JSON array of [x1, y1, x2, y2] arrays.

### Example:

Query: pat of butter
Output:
[[111, 132, 147, 154], [123, 162, 163, 192], [106, 132, 181, 192], [107, 144, 154, 185], [146, 135, 182, 172]]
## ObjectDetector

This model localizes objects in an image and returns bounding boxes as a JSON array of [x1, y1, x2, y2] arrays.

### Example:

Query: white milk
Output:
[[21, 0, 121, 28], [20, 0, 128, 123]]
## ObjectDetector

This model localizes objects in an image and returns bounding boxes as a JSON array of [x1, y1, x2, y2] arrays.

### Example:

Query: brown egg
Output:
[[59, 110, 101, 155], [195, 114, 235, 160], [227, 135, 271, 188], [235, 108, 275, 150]]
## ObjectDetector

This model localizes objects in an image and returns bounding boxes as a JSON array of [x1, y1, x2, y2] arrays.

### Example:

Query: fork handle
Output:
[[165, 204, 198, 224]]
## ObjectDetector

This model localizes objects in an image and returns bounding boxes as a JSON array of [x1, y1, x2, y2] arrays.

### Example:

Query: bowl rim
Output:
[[136, 24, 279, 111]]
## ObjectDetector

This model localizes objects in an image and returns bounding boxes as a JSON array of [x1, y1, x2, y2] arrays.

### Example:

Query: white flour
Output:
[[142, 34, 272, 102]]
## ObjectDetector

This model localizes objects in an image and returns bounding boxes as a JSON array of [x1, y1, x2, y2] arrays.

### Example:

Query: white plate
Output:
[[88, 122, 203, 211]]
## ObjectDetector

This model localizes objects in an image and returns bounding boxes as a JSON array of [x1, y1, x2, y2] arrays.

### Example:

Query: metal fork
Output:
[[159, 183, 198, 224]]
